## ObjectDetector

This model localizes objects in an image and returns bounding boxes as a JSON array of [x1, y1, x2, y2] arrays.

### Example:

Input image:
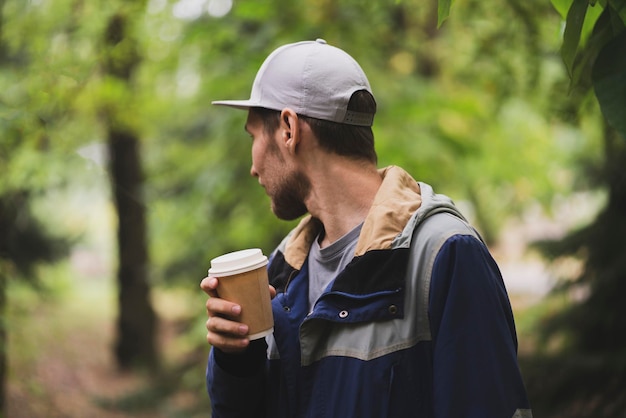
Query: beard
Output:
[[270, 169, 311, 221]]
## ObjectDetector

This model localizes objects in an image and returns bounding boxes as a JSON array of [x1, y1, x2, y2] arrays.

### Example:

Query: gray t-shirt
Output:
[[308, 222, 363, 310]]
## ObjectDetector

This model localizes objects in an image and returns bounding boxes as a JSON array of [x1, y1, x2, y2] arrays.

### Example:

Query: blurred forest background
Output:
[[1, 0, 625, 417]]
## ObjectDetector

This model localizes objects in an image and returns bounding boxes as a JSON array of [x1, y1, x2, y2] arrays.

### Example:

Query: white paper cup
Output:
[[209, 248, 274, 340]]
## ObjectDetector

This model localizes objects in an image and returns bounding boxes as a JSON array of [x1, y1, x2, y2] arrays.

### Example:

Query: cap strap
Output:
[[343, 111, 374, 126]]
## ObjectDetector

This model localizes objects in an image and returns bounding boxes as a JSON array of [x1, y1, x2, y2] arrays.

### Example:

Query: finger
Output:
[[269, 285, 277, 299], [206, 329, 250, 353], [200, 276, 219, 297], [206, 317, 250, 353], [206, 296, 242, 318], [207, 315, 249, 336]]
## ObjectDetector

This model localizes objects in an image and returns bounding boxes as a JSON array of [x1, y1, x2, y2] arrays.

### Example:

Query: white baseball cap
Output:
[[212, 39, 375, 126]]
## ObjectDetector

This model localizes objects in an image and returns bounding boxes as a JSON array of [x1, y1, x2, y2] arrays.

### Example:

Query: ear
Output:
[[280, 108, 300, 154]]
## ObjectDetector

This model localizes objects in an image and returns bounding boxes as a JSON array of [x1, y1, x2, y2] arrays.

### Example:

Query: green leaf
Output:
[[562, 0, 590, 76], [568, 3, 610, 87], [592, 31, 626, 140], [437, 0, 454, 28]]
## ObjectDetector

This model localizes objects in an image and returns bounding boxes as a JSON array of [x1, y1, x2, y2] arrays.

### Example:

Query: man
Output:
[[201, 39, 532, 418]]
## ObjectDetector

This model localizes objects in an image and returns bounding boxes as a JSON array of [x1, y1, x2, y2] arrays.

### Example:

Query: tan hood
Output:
[[282, 166, 422, 270]]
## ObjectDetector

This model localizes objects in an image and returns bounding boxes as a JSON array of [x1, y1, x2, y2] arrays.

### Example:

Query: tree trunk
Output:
[[108, 129, 158, 370], [0, 271, 5, 417], [103, 12, 158, 371]]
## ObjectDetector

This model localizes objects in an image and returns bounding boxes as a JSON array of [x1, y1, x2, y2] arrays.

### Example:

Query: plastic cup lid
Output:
[[208, 248, 268, 276]]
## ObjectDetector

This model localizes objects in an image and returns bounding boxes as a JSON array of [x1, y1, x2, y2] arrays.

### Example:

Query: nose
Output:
[[250, 164, 258, 178]]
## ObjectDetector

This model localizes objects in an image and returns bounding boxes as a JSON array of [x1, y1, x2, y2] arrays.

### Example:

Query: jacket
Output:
[[207, 166, 532, 418]]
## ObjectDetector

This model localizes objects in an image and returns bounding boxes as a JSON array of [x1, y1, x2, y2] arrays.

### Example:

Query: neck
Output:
[[304, 158, 381, 248]]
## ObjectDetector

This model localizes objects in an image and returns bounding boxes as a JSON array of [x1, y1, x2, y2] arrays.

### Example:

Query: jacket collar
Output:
[[282, 166, 422, 270]]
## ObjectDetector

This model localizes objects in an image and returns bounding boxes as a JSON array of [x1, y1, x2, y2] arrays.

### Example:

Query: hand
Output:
[[200, 276, 276, 353]]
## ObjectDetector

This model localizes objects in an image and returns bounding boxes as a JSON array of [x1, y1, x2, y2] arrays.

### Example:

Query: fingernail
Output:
[[232, 305, 241, 315], [238, 325, 248, 335]]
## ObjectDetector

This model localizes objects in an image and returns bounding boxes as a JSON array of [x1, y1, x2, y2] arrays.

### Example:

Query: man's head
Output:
[[213, 39, 378, 164], [214, 40, 378, 219]]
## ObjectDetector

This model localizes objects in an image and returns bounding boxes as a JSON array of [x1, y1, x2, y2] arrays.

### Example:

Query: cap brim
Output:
[[211, 99, 255, 110]]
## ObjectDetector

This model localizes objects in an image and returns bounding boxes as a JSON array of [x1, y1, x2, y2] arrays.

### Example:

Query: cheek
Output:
[[251, 140, 272, 176], [252, 138, 280, 169]]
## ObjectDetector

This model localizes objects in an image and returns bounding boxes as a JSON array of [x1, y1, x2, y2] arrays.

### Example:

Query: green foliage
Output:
[[1, 0, 589, 278], [437, 0, 454, 28], [559, 0, 602, 78], [549, 0, 626, 139], [592, 31, 626, 137], [0, 0, 89, 281]]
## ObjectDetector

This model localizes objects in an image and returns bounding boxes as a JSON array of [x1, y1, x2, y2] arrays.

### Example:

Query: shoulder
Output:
[[404, 211, 495, 313], [407, 211, 483, 262], [418, 211, 478, 241]]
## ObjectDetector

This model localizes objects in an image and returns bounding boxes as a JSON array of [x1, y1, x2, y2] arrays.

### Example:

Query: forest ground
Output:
[[6, 260, 210, 418]]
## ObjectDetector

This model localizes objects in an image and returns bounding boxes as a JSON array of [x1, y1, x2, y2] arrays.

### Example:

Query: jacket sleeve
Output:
[[428, 234, 532, 418], [206, 339, 268, 418]]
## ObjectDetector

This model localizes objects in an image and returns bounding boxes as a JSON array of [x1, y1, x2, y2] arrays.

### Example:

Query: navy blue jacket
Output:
[[207, 166, 532, 418]]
